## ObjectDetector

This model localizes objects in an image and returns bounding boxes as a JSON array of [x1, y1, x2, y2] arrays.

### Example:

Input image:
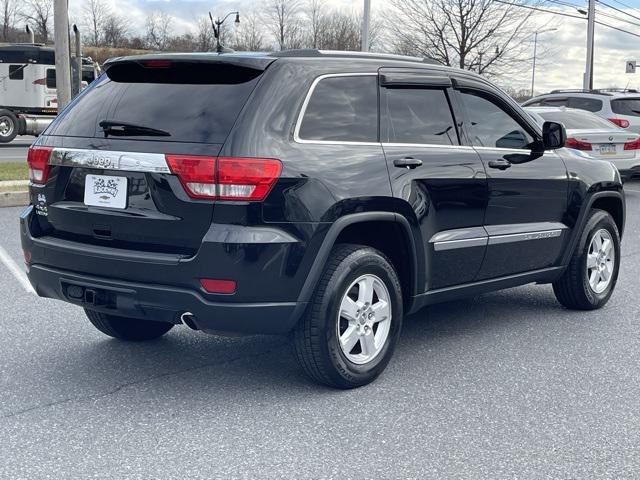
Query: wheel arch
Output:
[[296, 212, 424, 312]]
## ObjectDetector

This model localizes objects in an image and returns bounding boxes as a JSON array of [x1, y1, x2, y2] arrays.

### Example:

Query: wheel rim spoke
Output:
[[340, 325, 360, 353], [340, 296, 359, 322], [371, 299, 390, 323], [360, 331, 376, 357], [587, 253, 599, 269], [357, 276, 375, 305]]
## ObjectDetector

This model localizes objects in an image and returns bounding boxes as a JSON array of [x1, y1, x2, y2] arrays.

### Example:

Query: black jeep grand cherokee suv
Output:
[[21, 50, 625, 388]]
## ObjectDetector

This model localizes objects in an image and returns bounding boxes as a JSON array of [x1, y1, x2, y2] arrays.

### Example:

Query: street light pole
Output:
[[584, 0, 596, 90], [531, 28, 557, 97], [361, 0, 371, 52], [209, 11, 240, 53]]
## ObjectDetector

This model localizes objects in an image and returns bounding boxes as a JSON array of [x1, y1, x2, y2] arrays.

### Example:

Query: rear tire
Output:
[[0, 110, 18, 143], [553, 209, 620, 310], [85, 309, 174, 341], [293, 244, 403, 389]]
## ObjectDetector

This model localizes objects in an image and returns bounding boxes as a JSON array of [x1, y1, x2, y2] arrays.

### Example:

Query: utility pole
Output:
[[72, 24, 82, 98], [53, 0, 72, 109], [583, 0, 595, 90], [26, 25, 35, 43], [361, 0, 371, 52], [531, 28, 557, 97]]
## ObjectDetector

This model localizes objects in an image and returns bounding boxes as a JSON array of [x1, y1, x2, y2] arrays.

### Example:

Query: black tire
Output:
[[0, 110, 18, 143], [553, 209, 621, 310], [293, 244, 403, 389], [85, 309, 174, 341]]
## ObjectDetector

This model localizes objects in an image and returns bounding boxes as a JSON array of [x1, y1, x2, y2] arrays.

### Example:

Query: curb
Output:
[[0, 180, 29, 208]]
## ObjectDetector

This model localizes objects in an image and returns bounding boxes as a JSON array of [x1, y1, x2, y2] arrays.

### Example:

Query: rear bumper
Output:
[[27, 264, 303, 334], [20, 206, 311, 334]]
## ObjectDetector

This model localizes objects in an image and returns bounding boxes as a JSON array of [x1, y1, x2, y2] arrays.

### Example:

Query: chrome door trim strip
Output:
[[488, 229, 563, 245], [431, 223, 567, 251], [48, 148, 171, 173]]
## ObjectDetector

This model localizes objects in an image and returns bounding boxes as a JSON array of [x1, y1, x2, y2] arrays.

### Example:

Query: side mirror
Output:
[[542, 121, 566, 150]]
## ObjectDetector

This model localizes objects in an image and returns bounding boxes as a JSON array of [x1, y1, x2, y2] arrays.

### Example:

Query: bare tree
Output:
[[82, 0, 110, 47], [195, 16, 215, 51], [21, 0, 52, 42], [1, 0, 18, 42], [234, 12, 265, 51], [387, 0, 537, 76], [306, 0, 326, 49], [103, 13, 129, 48], [316, 11, 361, 51], [264, 0, 303, 50], [145, 11, 172, 51]]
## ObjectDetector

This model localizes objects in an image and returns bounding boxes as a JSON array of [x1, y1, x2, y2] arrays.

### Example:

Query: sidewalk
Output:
[[0, 180, 29, 207]]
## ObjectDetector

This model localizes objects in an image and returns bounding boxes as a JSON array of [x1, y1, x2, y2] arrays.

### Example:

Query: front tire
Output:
[[553, 209, 621, 310], [0, 110, 18, 143], [85, 309, 174, 341], [293, 244, 403, 389]]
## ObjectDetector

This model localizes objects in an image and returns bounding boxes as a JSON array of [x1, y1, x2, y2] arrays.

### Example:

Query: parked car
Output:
[[526, 106, 640, 180], [21, 50, 625, 389], [522, 89, 640, 133]]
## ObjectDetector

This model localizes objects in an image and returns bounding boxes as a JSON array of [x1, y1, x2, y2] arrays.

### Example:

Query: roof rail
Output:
[[548, 88, 613, 96], [597, 87, 639, 93], [269, 49, 440, 65]]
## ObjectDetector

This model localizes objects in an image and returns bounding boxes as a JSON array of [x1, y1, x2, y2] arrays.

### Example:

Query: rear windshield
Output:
[[47, 62, 263, 144], [611, 97, 640, 117], [534, 110, 617, 130]]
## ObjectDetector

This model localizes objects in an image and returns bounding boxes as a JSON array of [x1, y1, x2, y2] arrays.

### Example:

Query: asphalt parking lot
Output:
[[0, 136, 35, 163], [0, 183, 639, 479]]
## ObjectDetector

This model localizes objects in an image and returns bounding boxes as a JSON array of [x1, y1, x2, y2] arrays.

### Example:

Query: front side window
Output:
[[567, 97, 603, 112], [9, 65, 24, 80], [461, 90, 535, 149], [298, 75, 378, 142], [381, 87, 458, 145]]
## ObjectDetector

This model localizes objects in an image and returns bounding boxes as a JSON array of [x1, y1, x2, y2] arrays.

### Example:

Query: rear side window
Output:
[[381, 87, 458, 145], [47, 62, 263, 144], [611, 97, 640, 117], [9, 65, 24, 80], [567, 97, 602, 112], [298, 75, 378, 142]]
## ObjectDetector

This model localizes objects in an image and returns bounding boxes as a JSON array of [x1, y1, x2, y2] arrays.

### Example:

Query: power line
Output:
[[495, 0, 640, 38], [595, 0, 640, 23], [596, 7, 640, 28], [607, 0, 640, 18]]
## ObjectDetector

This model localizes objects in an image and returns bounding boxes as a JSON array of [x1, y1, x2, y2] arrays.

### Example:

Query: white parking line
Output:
[[0, 245, 35, 294], [625, 188, 640, 193]]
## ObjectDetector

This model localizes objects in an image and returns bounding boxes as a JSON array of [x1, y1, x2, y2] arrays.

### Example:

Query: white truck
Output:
[[0, 43, 99, 142]]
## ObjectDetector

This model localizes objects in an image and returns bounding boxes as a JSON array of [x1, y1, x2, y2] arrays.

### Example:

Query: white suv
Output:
[[522, 89, 640, 133]]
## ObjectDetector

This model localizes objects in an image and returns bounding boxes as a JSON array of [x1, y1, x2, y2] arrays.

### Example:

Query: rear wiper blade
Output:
[[99, 120, 170, 137]]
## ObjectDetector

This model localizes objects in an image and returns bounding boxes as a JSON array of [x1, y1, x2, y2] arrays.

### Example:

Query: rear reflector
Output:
[[27, 146, 53, 184], [624, 138, 640, 150], [166, 155, 281, 201], [565, 137, 592, 151], [200, 279, 237, 294], [608, 118, 630, 129]]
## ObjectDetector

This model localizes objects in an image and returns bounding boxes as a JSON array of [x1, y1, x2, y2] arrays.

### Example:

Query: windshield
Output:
[[611, 97, 640, 117], [534, 110, 617, 130]]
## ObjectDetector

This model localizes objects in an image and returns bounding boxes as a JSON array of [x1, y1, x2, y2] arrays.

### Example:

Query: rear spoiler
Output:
[[103, 53, 276, 72]]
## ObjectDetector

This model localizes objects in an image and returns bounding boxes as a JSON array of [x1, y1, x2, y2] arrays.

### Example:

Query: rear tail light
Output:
[[33, 78, 46, 85], [26, 146, 53, 184], [200, 278, 237, 294], [624, 138, 640, 150], [166, 155, 281, 201], [165, 155, 216, 199], [564, 138, 592, 151], [608, 118, 630, 129], [140, 60, 172, 68]]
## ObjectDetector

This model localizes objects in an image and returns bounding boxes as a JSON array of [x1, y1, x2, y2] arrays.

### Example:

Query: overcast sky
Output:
[[67, 0, 640, 94]]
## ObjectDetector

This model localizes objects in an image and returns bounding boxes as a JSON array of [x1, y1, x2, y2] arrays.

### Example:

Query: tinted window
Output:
[[567, 97, 602, 112], [47, 62, 262, 144], [382, 88, 458, 145], [46, 69, 56, 89], [461, 90, 534, 149], [611, 97, 640, 117], [9, 65, 24, 80], [299, 76, 378, 142]]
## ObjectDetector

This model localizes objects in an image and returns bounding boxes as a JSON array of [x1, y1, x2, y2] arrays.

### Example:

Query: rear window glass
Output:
[[567, 97, 602, 112], [534, 110, 617, 129], [298, 75, 378, 142], [46, 69, 56, 89], [47, 62, 263, 144], [9, 65, 24, 80], [611, 98, 640, 117], [381, 87, 458, 145]]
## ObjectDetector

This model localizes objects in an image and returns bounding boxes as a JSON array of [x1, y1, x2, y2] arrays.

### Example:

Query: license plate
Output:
[[84, 174, 127, 209], [598, 144, 617, 155]]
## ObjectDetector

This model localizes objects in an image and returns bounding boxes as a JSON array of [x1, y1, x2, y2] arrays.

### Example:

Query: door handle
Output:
[[393, 157, 423, 169], [488, 159, 512, 170]]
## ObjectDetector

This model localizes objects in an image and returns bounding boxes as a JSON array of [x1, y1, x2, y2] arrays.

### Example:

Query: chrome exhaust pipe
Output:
[[180, 311, 198, 330]]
